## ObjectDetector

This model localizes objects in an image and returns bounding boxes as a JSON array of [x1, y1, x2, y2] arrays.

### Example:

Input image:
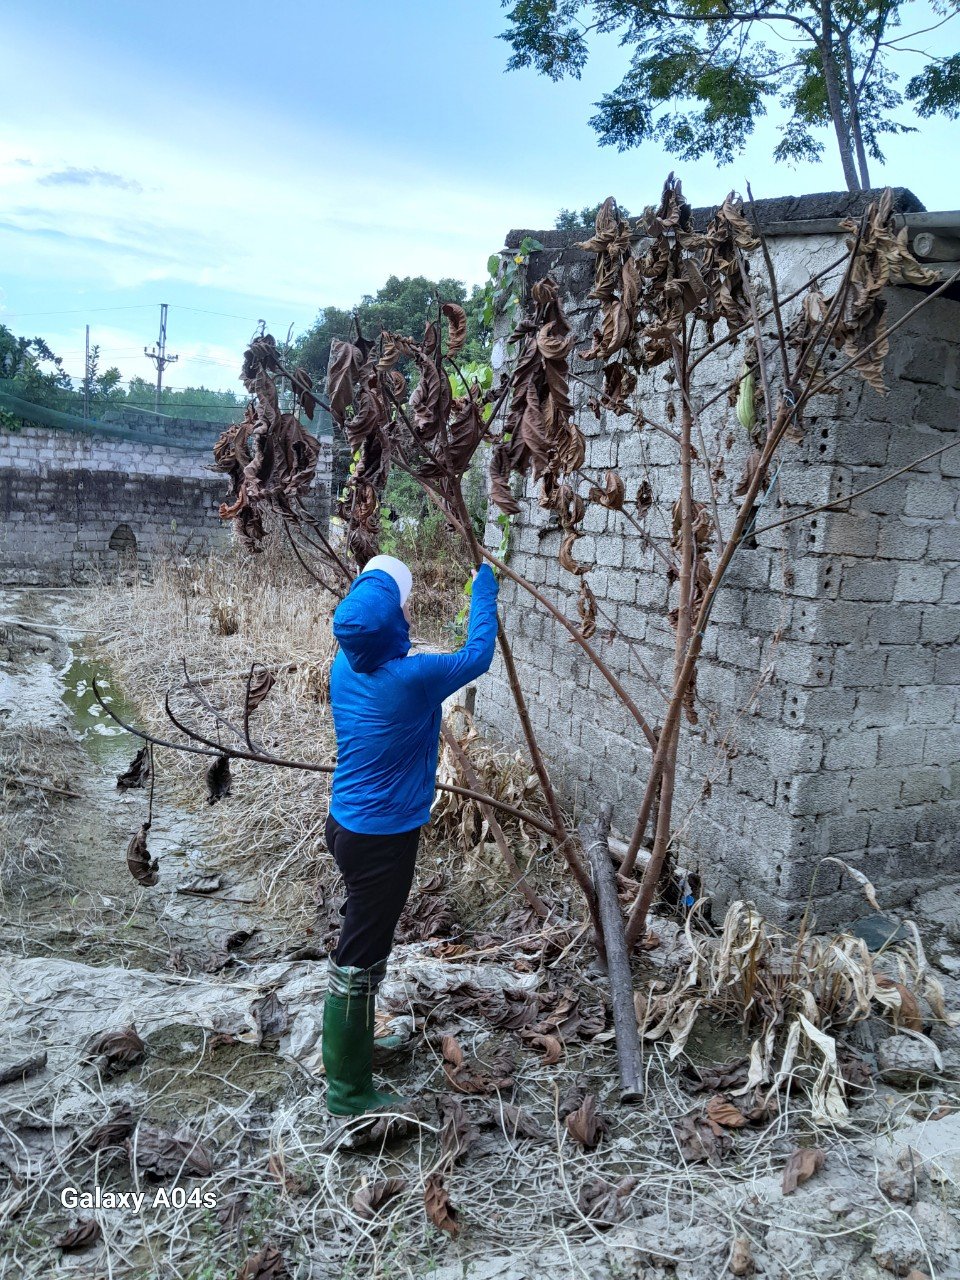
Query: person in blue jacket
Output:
[[322, 553, 499, 1115]]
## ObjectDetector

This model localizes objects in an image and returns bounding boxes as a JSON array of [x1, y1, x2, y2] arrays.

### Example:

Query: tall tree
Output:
[[499, 0, 960, 191], [293, 274, 491, 387]]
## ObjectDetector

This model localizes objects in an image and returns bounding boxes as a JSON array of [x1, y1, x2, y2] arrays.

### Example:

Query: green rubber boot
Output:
[[322, 960, 406, 1117]]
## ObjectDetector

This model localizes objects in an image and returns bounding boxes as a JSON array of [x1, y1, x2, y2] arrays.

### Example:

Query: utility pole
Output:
[[83, 324, 90, 420], [144, 303, 178, 415]]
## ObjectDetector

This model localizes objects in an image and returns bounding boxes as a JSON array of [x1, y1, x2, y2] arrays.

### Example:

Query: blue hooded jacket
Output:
[[329, 563, 499, 834]]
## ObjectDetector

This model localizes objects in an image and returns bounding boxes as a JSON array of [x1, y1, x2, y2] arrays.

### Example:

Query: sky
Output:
[[1, 0, 958, 393]]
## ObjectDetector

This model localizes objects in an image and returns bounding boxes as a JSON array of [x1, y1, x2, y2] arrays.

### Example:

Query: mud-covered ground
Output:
[[1, 587, 960, 1280]]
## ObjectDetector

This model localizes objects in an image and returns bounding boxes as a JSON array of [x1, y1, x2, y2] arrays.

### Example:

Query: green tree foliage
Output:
[[499, 0, 960, 192], [0, 322, 245, 424], [555, 202, 631, 229], [0, 323, 73, 406], [292, 274, 493, 388]]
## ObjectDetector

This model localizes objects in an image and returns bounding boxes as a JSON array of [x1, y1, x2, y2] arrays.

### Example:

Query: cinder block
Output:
[[784, 771, 850, 816], [905, 685, 957, 727], [934, 648, 960, 685], [903, 480, 956, 521], [923, 728, 960, 767], [849, 767, 909, 811], [883, 645, 935, 686], [820, 512, 880, 557], [926, 523, 960, 560], [877, 726, 926, 767], [824, 729, 878, 770], [833, 646, 886, 688], [900, 767, 947, 806], [824, 815, 870, 854], [878, 521, 929, 561], [867, 604, 921, 644], [840, 561, 897, 602]]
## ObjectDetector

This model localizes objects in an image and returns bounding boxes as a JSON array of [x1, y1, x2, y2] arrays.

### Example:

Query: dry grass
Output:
[[0, 726, 84, 897], [83, 538, 563, 939]]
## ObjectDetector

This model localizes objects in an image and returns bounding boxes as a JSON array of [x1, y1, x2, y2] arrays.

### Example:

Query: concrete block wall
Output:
[[0, 423, 333, 584], [475, 213, 960, 927]]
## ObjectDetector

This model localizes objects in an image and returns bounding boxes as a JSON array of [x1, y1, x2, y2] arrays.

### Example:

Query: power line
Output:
[[1, 304, 157, 319]]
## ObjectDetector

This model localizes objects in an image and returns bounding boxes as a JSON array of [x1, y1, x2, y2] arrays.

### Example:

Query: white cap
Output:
[[361, 554, 413, 606]]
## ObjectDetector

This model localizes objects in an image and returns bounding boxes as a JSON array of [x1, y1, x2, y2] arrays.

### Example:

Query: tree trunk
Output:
[[840, 34, 872, 189], [818, 2, 862, 192], [582, 804, 643, 1103]]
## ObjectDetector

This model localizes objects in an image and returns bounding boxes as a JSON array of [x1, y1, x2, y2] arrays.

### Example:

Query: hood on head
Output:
[[333, 569, 410, 674]]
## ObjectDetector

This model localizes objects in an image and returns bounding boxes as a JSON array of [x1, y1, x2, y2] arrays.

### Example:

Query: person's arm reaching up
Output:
[[411, 564, 499, 705]]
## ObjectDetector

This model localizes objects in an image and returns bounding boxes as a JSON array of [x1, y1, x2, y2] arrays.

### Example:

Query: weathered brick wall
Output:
[[475, 217, 960, 927], [0, 423, 332, 584]]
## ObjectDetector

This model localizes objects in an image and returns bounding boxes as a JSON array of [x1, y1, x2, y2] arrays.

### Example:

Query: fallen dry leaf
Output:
[[128, 1125, 214, 1179], [57, 1219, 101, 1251], [729, 1234, 754, 1276], [706, 1095, 748, 1129], [353, 1177, 406, 1220], [578, 1175, 637, 1226], [566, 1094, 605, 1149], [424, 1173, 460, 1237], [782, 1147, 825, 1195], [84, 1024, 146, 1075], [236, 1243, 289, 1280]]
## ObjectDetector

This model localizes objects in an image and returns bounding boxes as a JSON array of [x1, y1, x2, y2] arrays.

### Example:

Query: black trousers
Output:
[[324, 813, 421, 969]]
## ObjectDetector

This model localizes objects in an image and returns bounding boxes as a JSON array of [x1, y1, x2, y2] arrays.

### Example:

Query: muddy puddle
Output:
[[0, 588, 277, 974]]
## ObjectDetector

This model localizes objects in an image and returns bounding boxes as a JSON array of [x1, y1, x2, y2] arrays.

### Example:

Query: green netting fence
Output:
[[0, 390, 222, 453]]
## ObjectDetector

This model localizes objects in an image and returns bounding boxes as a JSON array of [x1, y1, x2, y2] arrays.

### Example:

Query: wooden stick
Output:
[[582, 804, 643, 1103]]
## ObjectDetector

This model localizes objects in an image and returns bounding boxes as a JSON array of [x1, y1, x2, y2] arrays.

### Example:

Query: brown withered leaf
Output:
[[81, 1101, 135, 1151], [672, 1113, 731, 1164], [236, 1243, 290, 1280], [588, 469, 626, 511], [424, 1173, 460, 1237], [781, 1146, 825, 1195], [84, 1024, 146, 1074], [705, 1095, 748, 1129], [636, 481, 653, 516], [353, 1177, 406, 1221], [566, 1094, 605, 1149], [126, 823, 158, 887], [442, 302, 467, 356], [268, 1150, 308, 1196], [292, 365, 316, 420], [558, 1078, 586, 1119], [525, 1032, 564, 1066], [116, 746, 150, 791], [128, 1125, 214, 1179], [57, 1219, 101, 1251], [394, 889, 457, 944], [245, 668, 276, 715], [577, 578, 597, 639], [734, 449, 767, 498], [216, 1191, 249, 1237], [578, 1175, 638, 1227], [206, 753, 233, 804], [439, 1094, 478, 1164], [252, 991, 288, 1040], [876, 976, 924, 1032], [483, 1101, 545, 1141], [729, 1235, 754, 1276], [559, 532, 588, 577], [326, 339, 362, 422], [324, 1110, 418, 1151]]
